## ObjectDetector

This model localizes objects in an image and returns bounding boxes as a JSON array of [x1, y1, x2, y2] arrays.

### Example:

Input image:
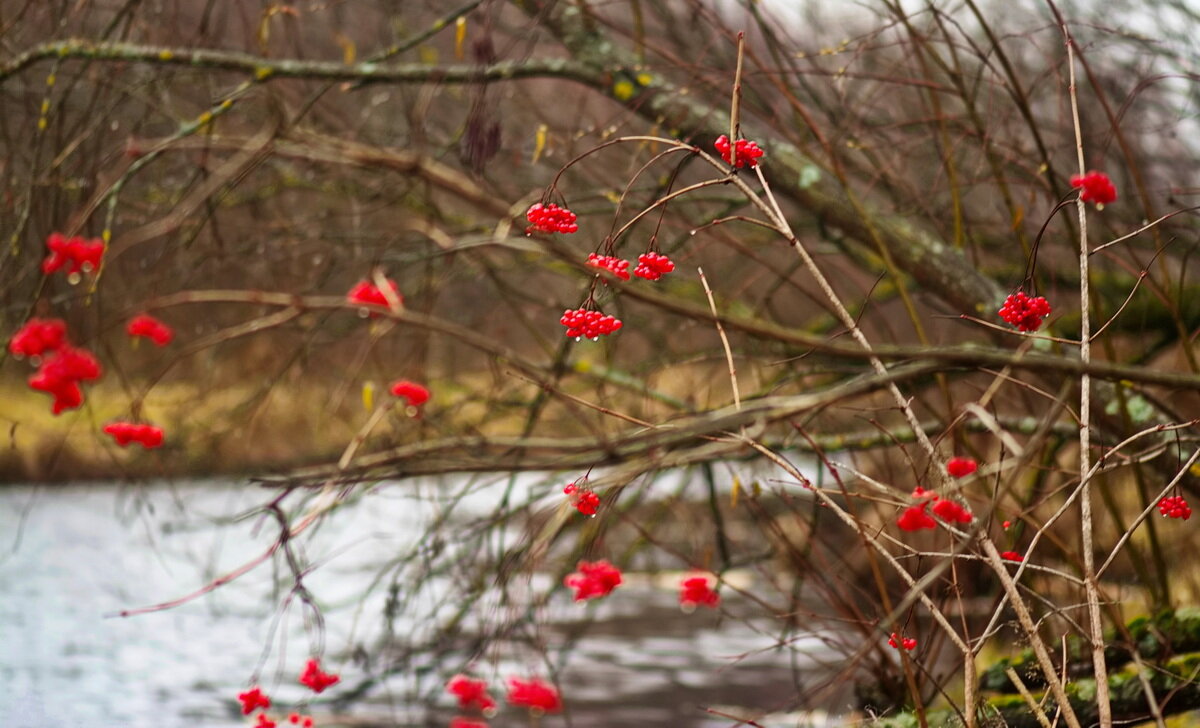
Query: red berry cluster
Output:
[[28, 344, 103, 415], [450, 719, 489, 728], [298, 658, 340, 693], [946, 456, 978, 478], [559, 308, 622, 339], [42, 232, 105, 277], [897, 487, 974, 531], [1000, 551, 1024, 563], [714, 135, 765, 168], [506, 677, 562, 713], [525, 203, 578, 234], [888, 633, 917, 651], [679, 573, 720, 609], [563, 481, 600, 516], [1158, 495, 1191, 520], [126, 314, 174, 346], [998, 291, 1052, 332], [390, 379, 431, 407], [286, 714, 315, 728], [447, 675, 497, 712], [346, 279, 403, 309], [8, 317, 66, 358], [235, 682, 318, 728], [633, 252, 675, 281], [1070, 171, 1117, 207], [102, 422, 164, 449], [564, 560, 623, 601], [586, 253, 631, 280]]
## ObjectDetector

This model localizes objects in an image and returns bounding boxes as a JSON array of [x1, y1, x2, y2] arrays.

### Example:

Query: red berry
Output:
[[102, 421, 164, 449], [633, 252, 675, 281], [447, 674, 496, 711], [564, 481, 600, 516], [714, 135, 765, 168], [931, 498, 973, 525], [1158, 495, 1191, 520], [679, 573, 720, 609], [998, 291, 1051, 332], [506, 677, 562, 713], [1070, 171, 1117, 207], [887, 633, 917, 651], [390, 380, 431, 407], [559, 308, 622, 339], [897, 503, 937, 531], [946, 456, 978, 478], [42, 232, 105, 277], [586, 253, 631, 280], [564, 560, 623, 601], [1000, 551, 1024, 562], [126, 314, 174, 346], [237, 687, 271, 715], [8, 318, 68, 358], [525, 203, 579, 234], [298, 658, 340, 693]]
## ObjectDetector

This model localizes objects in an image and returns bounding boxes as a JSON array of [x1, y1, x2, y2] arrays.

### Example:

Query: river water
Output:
[[0, 477, 850, 728]]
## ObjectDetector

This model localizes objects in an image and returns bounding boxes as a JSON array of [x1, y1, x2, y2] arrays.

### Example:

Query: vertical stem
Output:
[[1065, 24, 1111, 726], [729, 31, 744, 153]]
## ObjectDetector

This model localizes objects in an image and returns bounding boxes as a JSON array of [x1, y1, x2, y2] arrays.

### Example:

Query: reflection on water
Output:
[[0, 479, 848, 728]]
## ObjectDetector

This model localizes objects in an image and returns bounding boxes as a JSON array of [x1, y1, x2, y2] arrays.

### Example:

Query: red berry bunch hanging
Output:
[[887, 633, 917, 651], [390, 379, 431, 407], [506, 677, 562, 713], [255, 714, 277, 728], [8, 318, 67, 358], [897, 503, 937, 531], [564, 481, 600, 516], [102, 422, 164, 449], [586, 253, 631, 280], [714, 135, 765, 168], [286, 714, 315, 728], [1070, 171, 1117, 207], [559, 308, 622, 339], [447, 674, 497, 712], [998, 291, 1051, 332], [1158, 495, 1191, 520], [29, 345, 103, 415], [946, 456, 978, 478], [564, 560, 623, 601], [237, 686, 271, 715], [525, 203, 578, 234], [931, 498, 973, 524], [298, 658, 340, 693], [679, 573, 720, 609], [633, 252, 675, 281], [126, 314, 174, 346], [346, 279, 403, 309], [42, 232, 105, 278]]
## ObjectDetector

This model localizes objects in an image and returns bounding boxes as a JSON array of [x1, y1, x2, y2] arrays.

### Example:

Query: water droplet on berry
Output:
[[357, 308, 370, 318], [574, 337, 582, 342], [81, 262, 94, 273], [690, 230, 697, 236], [67, 272, 81, 285]]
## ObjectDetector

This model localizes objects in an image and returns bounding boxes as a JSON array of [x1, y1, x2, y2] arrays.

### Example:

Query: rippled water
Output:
[[0, 478, 849, 728]]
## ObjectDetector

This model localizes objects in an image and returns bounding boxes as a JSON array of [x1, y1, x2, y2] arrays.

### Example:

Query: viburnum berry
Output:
[[897, 503, 937, 531], [525, 202, 578, 234], [102, 421, 164, 449], [390, 380, 431, 407], [447, 675, 496, 712], [506, 677, 562, 713], [679, 573, 720, 609], [1000, 551, 1024, 562], [564, 560, 623, 601], [286, 714, 315, 727], [946, 456, 978, 478], [346, 279, 403, 309], [28, 345, 102, 415], [559, 308, 622, 339], [1158, 495, 1191, 520], [450, 719, 488, 728], [126, 314, 174, 346], [237, 687, 271, 715], [887, 633, 917, 651], [564, 482, 600, 516], [998, 291, 1051, 332], [910, 486, 938, 501], [298, 658, 340, 693], [42, 232, 105, 278], [633, 252, 675, 281], [1071, 171, 1117, 207], [932, 498, 973, 525], [714, 135, 765, 168], [254, 714, 277, 728], [586, 253, 631, 280], [8, 318, 67, 359]]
